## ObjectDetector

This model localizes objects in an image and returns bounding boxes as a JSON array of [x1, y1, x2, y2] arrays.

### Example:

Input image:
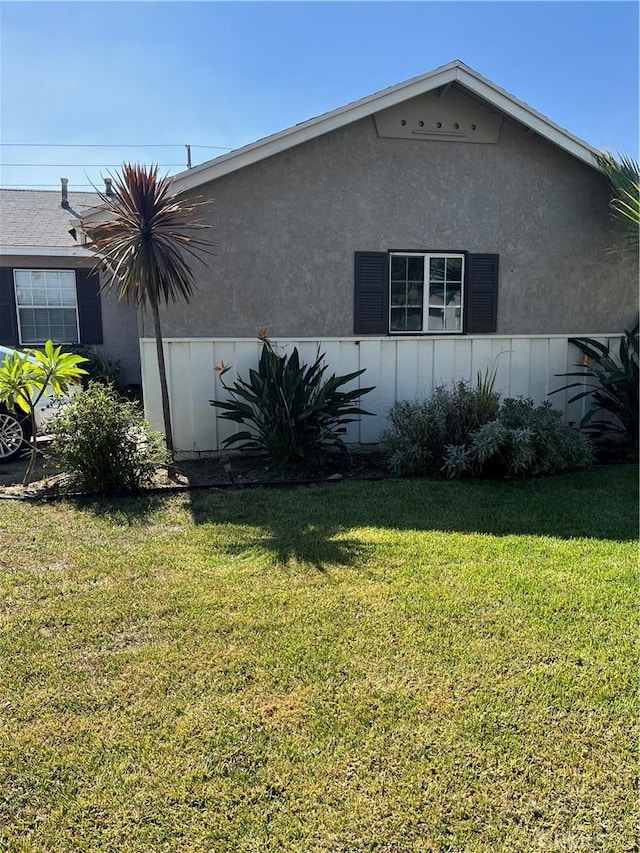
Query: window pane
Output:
[[407, 283, 423, 306], [444, 306, 462, 331], [391, 282, 406, 306], [429, 285, 444, 305], [19, 307, 78, 344], [429, 258, 445, 282], [446, 284, 461, 305], [391, 256, 406, 281], [428, 308, 444, 330], [446, 258, 462, 282], [407, 257, 423, 282], [47, 286, 63, 306], [406, 309, 422, 331], [390, 308, 407, 331], [15, 284, 32, 305]]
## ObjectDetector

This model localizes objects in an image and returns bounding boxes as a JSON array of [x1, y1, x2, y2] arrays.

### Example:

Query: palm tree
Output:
[[595, 151, 639, 257], [83, 163, 214, 455]]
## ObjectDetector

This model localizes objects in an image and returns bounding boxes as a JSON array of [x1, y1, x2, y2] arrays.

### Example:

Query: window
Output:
[[14, 269, 79, 344], [390, 252, 464, 333]]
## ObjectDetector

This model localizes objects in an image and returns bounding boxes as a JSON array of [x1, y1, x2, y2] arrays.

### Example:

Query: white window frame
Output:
[[14, 269, 80, 346], [389, 251, 465, 335]]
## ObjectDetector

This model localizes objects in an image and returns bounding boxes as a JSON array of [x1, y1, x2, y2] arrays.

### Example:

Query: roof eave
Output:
[[169, 60, 600, 194]]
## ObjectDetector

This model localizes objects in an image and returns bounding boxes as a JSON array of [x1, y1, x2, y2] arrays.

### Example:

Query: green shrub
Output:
[[210, 337, 374, 465], [49, 382, 168, 493], [383, 379, 500, 476], [443, 399, 593, 479], [384, 377, 593, 479]]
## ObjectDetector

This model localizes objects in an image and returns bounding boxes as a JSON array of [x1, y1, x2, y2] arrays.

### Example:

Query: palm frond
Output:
[[595, 150, 640, 256], [83, 163, 215, 307]]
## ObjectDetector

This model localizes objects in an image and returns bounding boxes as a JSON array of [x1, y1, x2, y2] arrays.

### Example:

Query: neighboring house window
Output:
[[14, 269, 79, 344], [390, 253, 464, 333], [354, 251, 499, 336]]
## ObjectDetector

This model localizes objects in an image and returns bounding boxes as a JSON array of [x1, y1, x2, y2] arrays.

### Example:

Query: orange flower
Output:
[[213, 360, 228, 373], [258, 327, 267, 341]]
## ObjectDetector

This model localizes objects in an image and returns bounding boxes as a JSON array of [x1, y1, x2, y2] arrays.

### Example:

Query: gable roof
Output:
[[170, 60, 600, 194], [0, 189, 100, 256]]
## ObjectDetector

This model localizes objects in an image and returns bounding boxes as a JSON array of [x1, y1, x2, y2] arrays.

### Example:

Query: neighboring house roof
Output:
[[169, 59, 601, 194], [0, 188, 101, 257]]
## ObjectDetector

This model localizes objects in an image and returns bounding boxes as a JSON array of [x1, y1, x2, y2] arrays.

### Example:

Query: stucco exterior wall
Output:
[[0, 257, 141, 384], [154, 109, 636, 339]]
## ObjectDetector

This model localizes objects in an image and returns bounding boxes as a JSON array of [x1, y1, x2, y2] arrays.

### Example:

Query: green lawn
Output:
[[1, 469, 637, 852]]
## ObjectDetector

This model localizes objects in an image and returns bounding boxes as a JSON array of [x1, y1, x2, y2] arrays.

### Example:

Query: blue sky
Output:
[[0, 1, 638, 191]]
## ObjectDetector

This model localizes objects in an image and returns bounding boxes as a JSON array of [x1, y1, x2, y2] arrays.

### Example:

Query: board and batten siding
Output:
[[140, 335, 615, 458]]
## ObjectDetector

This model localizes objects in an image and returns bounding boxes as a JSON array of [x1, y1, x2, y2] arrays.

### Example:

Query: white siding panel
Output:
[[396, 340, 419, 402], [190, 341, 218, 452], [417, 339, 434, 395], [141, 335, 610, 455], [140, 340, 164, 434], [168, 343, 193, 453], [509, 337, 531, 398]]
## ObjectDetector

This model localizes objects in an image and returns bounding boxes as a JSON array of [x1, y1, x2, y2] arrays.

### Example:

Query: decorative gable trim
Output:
[[168, 60, 599, 195]]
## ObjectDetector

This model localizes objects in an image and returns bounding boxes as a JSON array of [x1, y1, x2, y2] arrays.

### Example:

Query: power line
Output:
[[0, 143, 233, 149]]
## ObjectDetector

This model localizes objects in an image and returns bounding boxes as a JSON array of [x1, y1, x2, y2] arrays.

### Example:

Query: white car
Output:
[[0, 344, 73, 463]]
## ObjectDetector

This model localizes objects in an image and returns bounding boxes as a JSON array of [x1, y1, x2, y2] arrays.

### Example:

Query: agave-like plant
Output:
[[211, 336, 374, 464], [83, 163, 214, 455], [595, 151, 639, 256], [551, 324, 639, 455]]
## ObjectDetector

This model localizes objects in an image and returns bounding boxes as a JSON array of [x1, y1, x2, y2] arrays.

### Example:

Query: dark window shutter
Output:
[[76, 268, 103, 344], [354, 252, 389, 334], [466, 253, 499, 333], [0, 268, 18, 347]]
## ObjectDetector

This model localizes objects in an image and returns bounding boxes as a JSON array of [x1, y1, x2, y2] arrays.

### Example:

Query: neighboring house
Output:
[[0, 185, 141, 385], [82, 60, 637, 455]]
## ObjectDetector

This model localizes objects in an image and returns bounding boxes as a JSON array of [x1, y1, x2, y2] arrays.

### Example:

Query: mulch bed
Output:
[[0, 446, 392, 500]]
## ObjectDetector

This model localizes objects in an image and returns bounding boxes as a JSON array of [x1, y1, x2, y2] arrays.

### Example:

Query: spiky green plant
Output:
[[551, 325, 639, 456], [211, 337, 374, 465], [595, 151, 639, 256], [82, 163, 214, 455]]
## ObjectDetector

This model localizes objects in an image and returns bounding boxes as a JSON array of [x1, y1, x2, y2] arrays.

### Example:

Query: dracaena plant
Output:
[[551, 324, 639, 457], [210, 335, 375, 465], [0, 341, 88, 484], [82, 163, 214, 456]]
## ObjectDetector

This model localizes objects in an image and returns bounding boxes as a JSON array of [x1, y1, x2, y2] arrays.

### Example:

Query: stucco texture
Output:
[[152, 108, 637, 339]]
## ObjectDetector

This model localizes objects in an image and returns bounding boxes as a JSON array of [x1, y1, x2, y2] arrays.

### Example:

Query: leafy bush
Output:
[[64, 344, 121, 388], [383, 378, 500, 476], [443, 399, 593, 478], [551, 325, 639, 458], [49, 381, 168, 493], [210, 337, 374, 464]]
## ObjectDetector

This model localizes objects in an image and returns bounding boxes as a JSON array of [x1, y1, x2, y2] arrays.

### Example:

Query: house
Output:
[[87, 61, 637, 455], [0, 185, 141, 385]]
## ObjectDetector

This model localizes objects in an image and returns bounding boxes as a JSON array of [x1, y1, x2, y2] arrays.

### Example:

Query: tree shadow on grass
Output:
[[68, 493, 171, 525], [185, 469, 638, 570]]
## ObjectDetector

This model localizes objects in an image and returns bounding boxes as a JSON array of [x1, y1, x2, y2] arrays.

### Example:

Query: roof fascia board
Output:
[[453, 65, 599, 168], [0, 246, 94, 258], [171, 64, 461, 192], [170, 61, 600, 193]]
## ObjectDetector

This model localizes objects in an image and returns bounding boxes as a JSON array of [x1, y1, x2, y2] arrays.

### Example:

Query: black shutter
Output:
[[354, 252, 389, 334], [0, 268, 18, 346], [466, 253, 499, 333], [76, 268, 103, 344]]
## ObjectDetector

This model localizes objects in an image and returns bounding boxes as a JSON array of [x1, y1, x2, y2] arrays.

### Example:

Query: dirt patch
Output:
[[0, 443, 391, 500]]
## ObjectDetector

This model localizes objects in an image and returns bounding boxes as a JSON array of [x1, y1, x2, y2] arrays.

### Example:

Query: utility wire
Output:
[[0, 143, 233, 149]]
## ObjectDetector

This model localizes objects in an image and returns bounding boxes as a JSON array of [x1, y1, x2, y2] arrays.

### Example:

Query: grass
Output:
[[0, 468, 637, 852]]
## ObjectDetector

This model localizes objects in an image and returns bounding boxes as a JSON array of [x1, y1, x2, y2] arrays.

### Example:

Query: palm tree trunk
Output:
[[149, 295, 174, 457]]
